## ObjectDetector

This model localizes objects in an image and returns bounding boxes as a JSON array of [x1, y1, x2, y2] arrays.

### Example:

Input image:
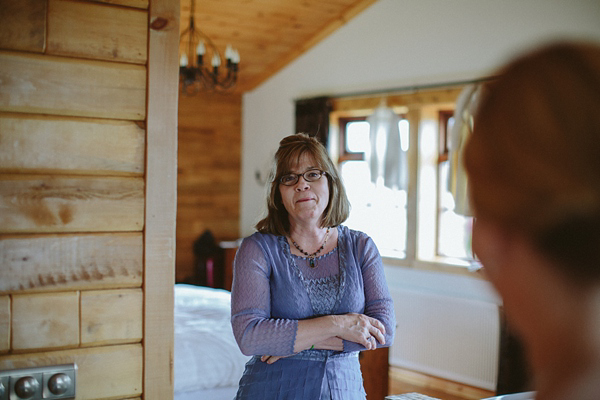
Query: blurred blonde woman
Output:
[[464, 42, 600, 399]]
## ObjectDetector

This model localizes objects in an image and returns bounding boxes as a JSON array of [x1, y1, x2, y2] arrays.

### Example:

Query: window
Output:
[[329, 87, 474, 272], [338, 116, 409, 258], [437, 111, 474, 260]]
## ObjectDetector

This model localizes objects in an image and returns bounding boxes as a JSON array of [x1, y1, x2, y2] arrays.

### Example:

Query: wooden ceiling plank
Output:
[[239, 0, 378, 91], [178, 0, 376, 93]]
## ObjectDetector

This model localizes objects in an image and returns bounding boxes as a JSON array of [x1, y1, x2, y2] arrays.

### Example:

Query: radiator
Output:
[[389, 287, 500, 391]]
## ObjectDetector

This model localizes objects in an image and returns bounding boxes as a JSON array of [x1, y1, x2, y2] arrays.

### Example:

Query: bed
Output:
[[174, 242, 390, 400], [174, 284, 250, 400]]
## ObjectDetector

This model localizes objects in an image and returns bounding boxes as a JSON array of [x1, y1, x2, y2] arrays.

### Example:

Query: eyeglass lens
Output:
[[280, 169, 323, 185]]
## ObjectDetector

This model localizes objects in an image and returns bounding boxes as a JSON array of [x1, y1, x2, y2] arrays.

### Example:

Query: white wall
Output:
[[241, 0, 600, 236], [239, 1, 600, 385]]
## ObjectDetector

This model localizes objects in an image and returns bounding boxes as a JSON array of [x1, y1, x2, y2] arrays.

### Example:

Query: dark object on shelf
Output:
[[185, 230, 225, 288]]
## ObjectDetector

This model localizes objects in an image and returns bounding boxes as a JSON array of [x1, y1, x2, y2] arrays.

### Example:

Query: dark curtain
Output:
[[295, 96, 332, 146]]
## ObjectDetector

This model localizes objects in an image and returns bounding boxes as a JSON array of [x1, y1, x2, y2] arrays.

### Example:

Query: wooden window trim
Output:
[[338, 116, 367, 163], [438, 110, 454, 163]]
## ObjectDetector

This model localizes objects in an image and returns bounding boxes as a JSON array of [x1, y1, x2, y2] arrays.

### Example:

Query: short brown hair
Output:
[[464, 41, 600, 281], [256, 133, 350, 235]]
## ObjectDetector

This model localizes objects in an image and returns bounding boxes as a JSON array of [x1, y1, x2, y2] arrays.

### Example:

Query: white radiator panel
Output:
[[389, 287, 500, 391]]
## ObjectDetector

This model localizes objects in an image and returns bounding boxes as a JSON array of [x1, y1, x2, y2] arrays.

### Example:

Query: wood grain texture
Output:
[[47, 0, 148, 64], [176, 91, 241, 282], [90, 0, 149, 9], [144, 0, 179, 397], [0, 51, 146, 120], [331, 87, 463, 112], [0, 344, 143, 399], [405, 107, 421, 261], [0, 0, 46, 52], [181, 0, 378, 92], [360, 347, 389, 400], [12, 292, 79, 351], [236, 0, 378, 91], [0, 113, 145, 176], [389, 366, 495, 400], [0, 296, 9, 353], [0, 233, 143, 294], [0, 175, 144, 233], [81, 289, 143, 346]]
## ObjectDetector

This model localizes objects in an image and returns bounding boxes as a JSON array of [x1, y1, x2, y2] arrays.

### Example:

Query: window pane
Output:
[[346, 121, 370, 152], [399, 119, 409, 152], [340, 117, 408, 258], [437, 160, 473, 259]]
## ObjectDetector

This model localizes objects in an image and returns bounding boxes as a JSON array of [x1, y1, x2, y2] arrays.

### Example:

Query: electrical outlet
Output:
[[42, 367, 76, 399], [0, 375, 9, 400], [0, 364, 76, 400], [9, 373, 43, 400]]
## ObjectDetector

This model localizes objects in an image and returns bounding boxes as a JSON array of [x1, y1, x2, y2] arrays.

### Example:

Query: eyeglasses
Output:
[[279, 169, 326, 186]]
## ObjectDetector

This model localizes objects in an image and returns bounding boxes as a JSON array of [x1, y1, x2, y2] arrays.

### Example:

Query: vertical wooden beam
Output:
[[144, 0, 179, 398], [405, 107, 421, 261]]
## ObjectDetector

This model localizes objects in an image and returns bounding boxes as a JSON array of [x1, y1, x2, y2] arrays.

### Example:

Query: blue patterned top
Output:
[[231, 225, 395, 399]]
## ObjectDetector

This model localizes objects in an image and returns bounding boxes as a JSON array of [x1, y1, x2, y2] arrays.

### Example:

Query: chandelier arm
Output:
[[179, 0, 239, 94]]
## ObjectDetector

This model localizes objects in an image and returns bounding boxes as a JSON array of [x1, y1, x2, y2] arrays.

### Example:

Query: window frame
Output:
[[338, 113, 410, 260], [329, 87, 482, 279], [438, 110, 454, 163], [338, 116, 368, 163]]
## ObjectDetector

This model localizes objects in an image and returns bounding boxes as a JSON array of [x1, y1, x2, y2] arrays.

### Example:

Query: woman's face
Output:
[[278, 153, 330, 227]]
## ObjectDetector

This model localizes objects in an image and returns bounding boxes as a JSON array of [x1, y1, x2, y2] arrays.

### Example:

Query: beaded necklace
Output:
[[291, 227, 331, 268]]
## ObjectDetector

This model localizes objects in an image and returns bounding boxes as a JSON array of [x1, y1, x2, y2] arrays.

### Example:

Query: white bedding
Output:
[[174, 284, 250, 398]]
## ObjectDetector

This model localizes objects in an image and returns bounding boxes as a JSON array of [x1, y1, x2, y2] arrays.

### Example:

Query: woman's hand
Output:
[[332, 313, 386, 350], [261, 355, 286, 364], [293, 313, 385, 353]]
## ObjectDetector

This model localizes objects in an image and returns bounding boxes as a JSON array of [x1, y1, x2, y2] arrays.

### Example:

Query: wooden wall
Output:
[[0, 0, 179, 399], [176, 92, 242, 282]]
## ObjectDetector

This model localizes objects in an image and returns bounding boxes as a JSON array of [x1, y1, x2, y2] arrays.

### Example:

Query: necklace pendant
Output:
[[309, 258, 316, 268]]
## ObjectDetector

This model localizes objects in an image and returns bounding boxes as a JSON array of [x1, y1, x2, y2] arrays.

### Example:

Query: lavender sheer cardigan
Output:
[[230, 225, 395, 357]]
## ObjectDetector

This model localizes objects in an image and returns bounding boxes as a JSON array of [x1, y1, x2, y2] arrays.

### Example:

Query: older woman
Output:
[[464, 42, 600, 399], [231, 133, 395, 399]]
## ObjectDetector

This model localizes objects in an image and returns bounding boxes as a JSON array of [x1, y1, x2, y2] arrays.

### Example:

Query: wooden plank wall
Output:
[[0, 0, 178, 398], [176, 92, 242, 282]]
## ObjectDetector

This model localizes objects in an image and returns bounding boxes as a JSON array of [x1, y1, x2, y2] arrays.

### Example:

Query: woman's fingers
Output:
[[365, 335, 376, 350], [371, 326, 385, 346], [349, 314, 386, 349], [261, 355, 285, 364], [367, 316, 386, 336], [332, 313, 386, 350]]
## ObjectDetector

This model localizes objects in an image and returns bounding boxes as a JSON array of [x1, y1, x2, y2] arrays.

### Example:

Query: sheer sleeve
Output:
[[343, 235, 396, 352], [230, 236, 298, 356]]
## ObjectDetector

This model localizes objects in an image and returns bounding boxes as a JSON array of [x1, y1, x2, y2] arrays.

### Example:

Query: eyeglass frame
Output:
[[278, 169, 327, 186]]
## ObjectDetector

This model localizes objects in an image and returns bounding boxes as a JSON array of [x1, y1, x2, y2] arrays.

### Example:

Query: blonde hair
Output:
[[464, 41, 600, 281], [256, 133, 350, 235]]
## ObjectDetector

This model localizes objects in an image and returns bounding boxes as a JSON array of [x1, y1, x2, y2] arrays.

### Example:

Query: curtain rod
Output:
[[298, 76, 495, 101]]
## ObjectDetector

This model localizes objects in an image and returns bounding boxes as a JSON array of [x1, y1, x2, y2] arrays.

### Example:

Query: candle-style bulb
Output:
[[211, 53, 221, 68], [179, 53, 188, 67], [225, 44, 234, 60], [196, 41, 205, 56], [232, 49, 240, 64]]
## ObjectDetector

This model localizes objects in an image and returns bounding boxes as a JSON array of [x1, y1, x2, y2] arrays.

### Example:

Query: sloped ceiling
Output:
[[180, 0, 378, 93]]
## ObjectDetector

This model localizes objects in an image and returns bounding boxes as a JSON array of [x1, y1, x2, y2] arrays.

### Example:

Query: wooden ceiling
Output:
[[180, 0, 378, 93]]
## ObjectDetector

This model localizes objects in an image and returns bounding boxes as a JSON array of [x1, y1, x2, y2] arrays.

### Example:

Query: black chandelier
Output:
[[179, 0, 240, 94]]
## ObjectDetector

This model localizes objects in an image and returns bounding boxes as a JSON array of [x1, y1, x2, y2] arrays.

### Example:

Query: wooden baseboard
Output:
[[389, 366, 495, 400]]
